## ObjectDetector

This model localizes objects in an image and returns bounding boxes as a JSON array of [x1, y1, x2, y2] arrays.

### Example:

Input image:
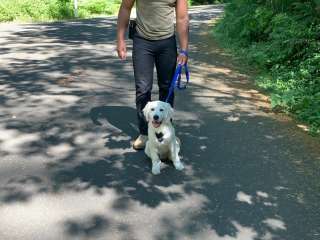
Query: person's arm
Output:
[[117, 0, 135, 60], [176, 0, 189, 65]]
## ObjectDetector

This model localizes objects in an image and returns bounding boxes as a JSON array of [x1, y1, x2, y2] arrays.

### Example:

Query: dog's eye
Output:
[[151, 108, 155, 111], [160, 109, 164, 112]]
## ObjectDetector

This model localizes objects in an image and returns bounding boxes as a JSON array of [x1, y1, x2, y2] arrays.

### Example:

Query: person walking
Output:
[[117, 0, 189, 150]]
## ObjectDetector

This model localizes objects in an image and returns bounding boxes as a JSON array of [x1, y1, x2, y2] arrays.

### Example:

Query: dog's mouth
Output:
[[152, 120, 162, 128]]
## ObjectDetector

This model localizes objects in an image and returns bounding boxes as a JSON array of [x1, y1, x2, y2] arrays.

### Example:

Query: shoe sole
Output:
[[132, 144, 145, 151]]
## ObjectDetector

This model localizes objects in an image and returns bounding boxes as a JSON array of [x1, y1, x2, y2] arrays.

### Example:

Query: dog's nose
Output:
[[153, 115, 159, 121]]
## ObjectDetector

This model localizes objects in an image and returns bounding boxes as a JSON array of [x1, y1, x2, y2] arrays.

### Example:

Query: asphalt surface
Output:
[[0, 5, 320, 240]]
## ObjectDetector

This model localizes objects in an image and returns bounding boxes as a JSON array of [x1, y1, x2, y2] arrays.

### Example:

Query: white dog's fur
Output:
[[143, 100, 184, 175]]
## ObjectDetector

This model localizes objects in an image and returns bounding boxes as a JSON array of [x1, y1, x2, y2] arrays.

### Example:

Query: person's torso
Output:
[[136, 0, 176, 40]]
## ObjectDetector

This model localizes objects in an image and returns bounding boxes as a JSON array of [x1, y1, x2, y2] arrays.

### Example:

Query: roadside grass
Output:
[[0, 0, 121, 22], [0, 0, 226, 22], [213, 2, 320, 135]]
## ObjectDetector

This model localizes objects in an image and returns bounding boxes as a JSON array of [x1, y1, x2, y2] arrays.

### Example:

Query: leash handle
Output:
[[165, 63, 190, 103]]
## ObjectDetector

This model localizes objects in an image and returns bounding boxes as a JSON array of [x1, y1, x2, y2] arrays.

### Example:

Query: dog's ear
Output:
[[165, 103, 174, 122], [143, 102, 151, 122]]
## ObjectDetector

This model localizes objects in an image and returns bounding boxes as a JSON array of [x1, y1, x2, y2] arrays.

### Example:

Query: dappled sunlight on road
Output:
[[0, 4, 319, 240]]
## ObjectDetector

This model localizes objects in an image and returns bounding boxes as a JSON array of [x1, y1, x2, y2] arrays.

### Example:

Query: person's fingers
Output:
[[177, 55, 182, 64], [117, 41, 127, 60], [118, 50, 126, 60], [177, 54, 188, 65], [117, 44, 125, 58], [118, 49, 126, 60]]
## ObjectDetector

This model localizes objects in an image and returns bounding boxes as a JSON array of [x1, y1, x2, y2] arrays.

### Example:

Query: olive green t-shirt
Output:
[[136, 0, 176, 40]]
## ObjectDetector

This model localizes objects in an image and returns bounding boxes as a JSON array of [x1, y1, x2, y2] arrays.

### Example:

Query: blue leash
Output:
[[165, 63, 190, 103]]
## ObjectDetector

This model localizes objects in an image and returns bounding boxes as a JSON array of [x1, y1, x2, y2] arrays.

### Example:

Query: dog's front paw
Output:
[[152, 161, 161, 175], [173, 161, 184, 171]]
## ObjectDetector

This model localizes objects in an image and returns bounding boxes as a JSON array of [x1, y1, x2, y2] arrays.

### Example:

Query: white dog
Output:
[[143, 100, 184, 175]]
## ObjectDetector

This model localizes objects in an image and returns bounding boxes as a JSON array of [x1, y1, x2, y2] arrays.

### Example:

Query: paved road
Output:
[[0, 5, 319, 240]]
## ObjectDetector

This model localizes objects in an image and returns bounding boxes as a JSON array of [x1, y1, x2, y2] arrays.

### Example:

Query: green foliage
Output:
[[48, 0, 74, 20], [214, 0, 320, 134], [0, 0, 120, 22], [77, 0, 120, 18]]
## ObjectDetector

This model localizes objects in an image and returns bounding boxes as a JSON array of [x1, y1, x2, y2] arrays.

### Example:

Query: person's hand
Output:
[[117, 39, 127, 60], [177, 50, 188, 65]]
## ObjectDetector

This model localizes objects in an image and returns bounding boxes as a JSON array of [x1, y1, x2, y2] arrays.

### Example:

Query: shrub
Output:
[[214, 0, 320, 134], [0, 0, 120, 22], [78, 0, 121, 18]]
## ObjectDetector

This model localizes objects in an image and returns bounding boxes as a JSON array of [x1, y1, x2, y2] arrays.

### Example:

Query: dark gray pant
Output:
[[133, 34, 177, 135]]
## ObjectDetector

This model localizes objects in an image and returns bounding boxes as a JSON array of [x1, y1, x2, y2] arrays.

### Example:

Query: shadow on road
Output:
[[0, 6, 319, 240]]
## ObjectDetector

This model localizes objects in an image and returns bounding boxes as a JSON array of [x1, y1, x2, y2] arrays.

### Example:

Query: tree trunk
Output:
[[74, 0, 78, 18]]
